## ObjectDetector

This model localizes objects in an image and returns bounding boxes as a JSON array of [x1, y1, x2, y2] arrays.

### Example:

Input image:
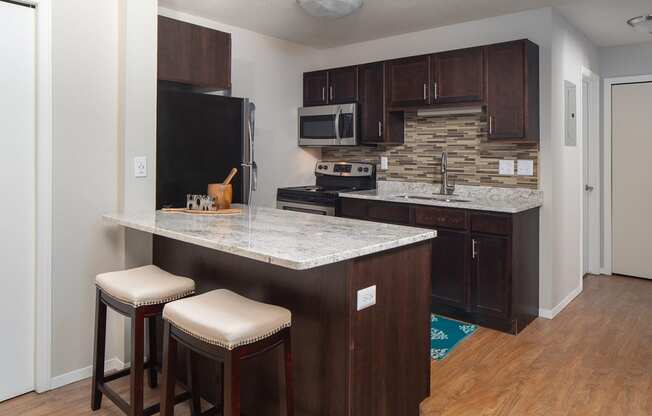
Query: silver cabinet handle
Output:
[[433, 82, 438, 100], [322, 87, 325, 102], [378, 121, 383, 137], [330, 85, 334, 101], [489, 116, 494, 135], [472, 239, 478, 259], [423, 83, 428, 101]]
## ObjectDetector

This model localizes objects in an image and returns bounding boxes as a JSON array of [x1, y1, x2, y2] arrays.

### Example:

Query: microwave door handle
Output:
[[334, 106, 341, 141]]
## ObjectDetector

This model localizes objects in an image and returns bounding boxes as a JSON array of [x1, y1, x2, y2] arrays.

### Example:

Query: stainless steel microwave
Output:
[[298, 103, 358, 146]]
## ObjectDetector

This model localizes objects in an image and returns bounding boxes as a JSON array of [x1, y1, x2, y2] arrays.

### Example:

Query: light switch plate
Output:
[[357, 285, 376, 311], [517, 160, 534, 176], [134, 156, 147, 178], [499, 160, 515, 176], [380, 156, 389, 171]]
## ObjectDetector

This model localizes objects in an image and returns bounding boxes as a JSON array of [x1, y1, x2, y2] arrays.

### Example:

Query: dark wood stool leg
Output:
[[282, 330, 294, 416], [91, 289, 107, 411], [160, 321, 178, 416], [223, 351, 241, 416], [186, 350, 202, 416], [130, 309, 146, 416], [147, 316, 158, 388]]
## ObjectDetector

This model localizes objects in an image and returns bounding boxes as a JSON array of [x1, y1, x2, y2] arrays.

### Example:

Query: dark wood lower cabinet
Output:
[[339, 197, 539, 334], [431, 229, 470, 311]]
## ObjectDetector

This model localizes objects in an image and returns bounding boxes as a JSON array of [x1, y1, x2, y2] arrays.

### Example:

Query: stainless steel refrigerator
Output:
[[156, 86, 256, 209]]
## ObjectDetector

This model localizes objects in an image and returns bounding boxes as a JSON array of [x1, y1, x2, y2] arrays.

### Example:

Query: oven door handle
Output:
[[276, 201, 335, 216]]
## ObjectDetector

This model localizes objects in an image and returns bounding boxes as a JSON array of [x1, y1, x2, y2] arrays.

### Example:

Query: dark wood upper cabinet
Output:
[[191, 24, 231, 89], [431, 47, 484, 104], [303, 70, 329, 106], [158, 16, 231, 90], [486, 40, 539, 141], [328, 66, 358, 104], [158, 16, 192, 84], [358, 63, 385, 144], [386, 55, 430, 107]]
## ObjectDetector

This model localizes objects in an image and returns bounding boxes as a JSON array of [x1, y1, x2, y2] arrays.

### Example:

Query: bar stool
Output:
[[160, 289, 294, 416], [91, 265, 196, 416]]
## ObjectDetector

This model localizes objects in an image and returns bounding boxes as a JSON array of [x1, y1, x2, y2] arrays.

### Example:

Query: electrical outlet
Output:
[[134, 156, 147, 178], [499, 160, 515, 176], [357, 285, 376, 311], [517, 160, 534, 176], [380, 156, 389, 171]]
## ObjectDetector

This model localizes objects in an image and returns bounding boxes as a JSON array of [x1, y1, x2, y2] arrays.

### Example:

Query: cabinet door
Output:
[[158, 16, 193, 84], [191, 25, 231, 89], [431, 230, 470, 311], [303, 71, 328, 106], [471, 235, 510, 317], [486, 41, 525, 139], [431, 47, 484, 104], [386, 56, 430, 107], [328, 66, 357, 104], [358, 63, 385, 143]]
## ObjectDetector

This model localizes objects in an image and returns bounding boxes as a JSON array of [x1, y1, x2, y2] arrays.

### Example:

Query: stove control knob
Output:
[[357, 167, 363, 172], [364, 167, 369, 172]]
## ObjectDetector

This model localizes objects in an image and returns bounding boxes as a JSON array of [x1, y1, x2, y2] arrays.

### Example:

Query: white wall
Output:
[[51, 0, 124, 378], [599, 42, 652, 78], [548, 11, 599, 308], [158, 7, 320, 207]]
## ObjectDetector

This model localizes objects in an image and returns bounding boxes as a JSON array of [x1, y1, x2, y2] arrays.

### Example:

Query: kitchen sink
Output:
[[392, 194, 471, 203]]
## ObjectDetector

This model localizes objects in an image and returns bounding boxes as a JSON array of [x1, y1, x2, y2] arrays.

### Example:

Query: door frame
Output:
[[20, 0, 53, 393], [579, 67, 600, 276], [603, 74, 652, 276]]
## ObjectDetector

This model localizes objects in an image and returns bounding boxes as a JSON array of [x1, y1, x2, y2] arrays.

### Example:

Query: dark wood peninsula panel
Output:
[[340, 198, 539, 334], [153, 235, 432, 416], [302, 38, 539, 144], [158, 16, 231, 90]]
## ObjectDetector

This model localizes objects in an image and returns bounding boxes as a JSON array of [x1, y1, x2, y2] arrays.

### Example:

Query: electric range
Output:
[[276, 161, 376, 216]]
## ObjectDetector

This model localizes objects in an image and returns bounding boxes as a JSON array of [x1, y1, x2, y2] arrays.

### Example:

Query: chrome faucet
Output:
[[439, 151, 454, 195]]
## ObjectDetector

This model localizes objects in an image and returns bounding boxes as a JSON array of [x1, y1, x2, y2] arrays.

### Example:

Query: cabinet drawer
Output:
[[414, 206, 467, 230], [339, 198, 368, 219], [470, 213, 511, 235], [367, 202, 411, 225]]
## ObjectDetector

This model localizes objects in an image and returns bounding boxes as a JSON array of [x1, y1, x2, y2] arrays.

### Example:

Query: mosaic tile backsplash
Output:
[[322, 113, 539, 189]]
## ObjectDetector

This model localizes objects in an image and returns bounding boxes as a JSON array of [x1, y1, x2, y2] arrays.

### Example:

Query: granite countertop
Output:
[[340, 181, 543, 214], [104, 205, 436, 270]]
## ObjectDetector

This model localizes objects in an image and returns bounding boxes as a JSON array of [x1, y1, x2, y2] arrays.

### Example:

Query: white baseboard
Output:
[[538, 284, 583, 319], [50, 357, 127, 390]]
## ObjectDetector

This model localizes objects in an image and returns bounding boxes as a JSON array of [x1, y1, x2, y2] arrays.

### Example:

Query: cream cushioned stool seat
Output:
[[95, 265, 195, 307], [163, 289, 292, 350]]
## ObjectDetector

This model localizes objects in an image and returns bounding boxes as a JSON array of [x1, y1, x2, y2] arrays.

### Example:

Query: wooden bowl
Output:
[[207, 183, 233, 210]]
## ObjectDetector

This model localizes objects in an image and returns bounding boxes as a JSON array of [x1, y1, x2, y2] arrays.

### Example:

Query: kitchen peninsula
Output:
[[105, 206, 436, 416]]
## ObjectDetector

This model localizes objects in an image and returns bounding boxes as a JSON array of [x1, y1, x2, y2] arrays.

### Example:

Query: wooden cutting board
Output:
[[162, 208, 242, 216]]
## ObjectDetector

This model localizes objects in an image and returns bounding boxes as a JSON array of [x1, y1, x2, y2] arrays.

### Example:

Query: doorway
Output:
[[581, 68, 600, 277], [0, 0, 37, 401], [610, 81, 652, 280]]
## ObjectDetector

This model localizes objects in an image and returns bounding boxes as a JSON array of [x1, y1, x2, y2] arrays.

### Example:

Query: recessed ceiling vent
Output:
[[296, 0, 363, 19], [627, 14, 652, 33]]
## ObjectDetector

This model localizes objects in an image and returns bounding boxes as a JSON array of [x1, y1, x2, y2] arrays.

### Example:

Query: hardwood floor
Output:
[[1, 275, 650, 416]]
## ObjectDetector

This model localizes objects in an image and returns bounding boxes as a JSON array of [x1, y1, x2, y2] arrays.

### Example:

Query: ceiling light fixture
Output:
[[627, 14, 652, 33], [296, 0, 363, 19]]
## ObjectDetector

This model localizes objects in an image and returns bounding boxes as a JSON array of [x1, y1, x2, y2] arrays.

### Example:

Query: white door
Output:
[[0, 0, 36, 401], [612, 82, 652, 280]]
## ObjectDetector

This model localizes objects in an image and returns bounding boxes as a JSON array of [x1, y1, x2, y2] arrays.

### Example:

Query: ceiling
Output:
[[556, 0, 652, 47], [159, 0, 652, 49]]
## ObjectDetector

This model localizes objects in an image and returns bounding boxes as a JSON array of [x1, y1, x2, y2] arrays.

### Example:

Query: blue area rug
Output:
[[431, 314, 477, 361]]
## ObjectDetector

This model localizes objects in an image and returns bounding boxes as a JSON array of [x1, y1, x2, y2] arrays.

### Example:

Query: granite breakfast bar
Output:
[[104, 206, 436, 416]]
